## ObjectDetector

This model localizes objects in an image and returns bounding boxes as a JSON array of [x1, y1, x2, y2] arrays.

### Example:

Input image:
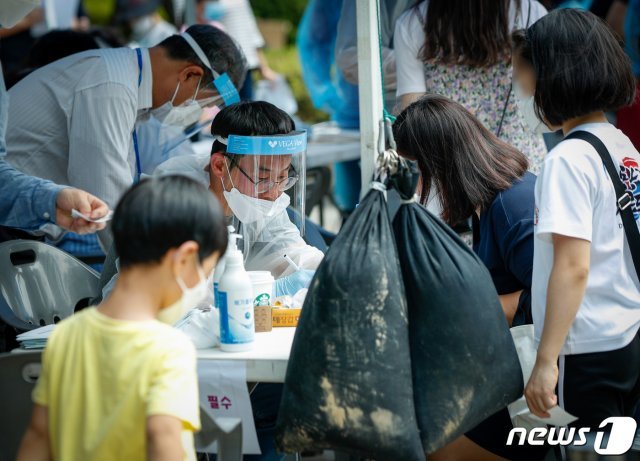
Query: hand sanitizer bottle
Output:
[[219, 232, 255, 351], [213, 226, 235, 309]]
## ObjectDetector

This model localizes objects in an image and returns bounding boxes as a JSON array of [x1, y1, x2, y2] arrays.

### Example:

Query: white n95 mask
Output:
[[514, 83, 552, 135], [221, 163, 292, 223], [222, 177, 291, 224], [0, 0, 39, 29], [158, 267, 209, 324], [152, 79, 204, 128]]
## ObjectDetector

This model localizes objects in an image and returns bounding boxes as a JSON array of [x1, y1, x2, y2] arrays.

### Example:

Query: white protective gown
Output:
[[153, 153, 323, 279]]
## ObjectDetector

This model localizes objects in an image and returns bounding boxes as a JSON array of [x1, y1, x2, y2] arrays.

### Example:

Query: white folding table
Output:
[[197, 327, 296, 383]]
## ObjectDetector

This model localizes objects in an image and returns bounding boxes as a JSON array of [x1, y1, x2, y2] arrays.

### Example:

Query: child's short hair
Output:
[[112, 176, 227, 268], [513, 9, 636, 126]]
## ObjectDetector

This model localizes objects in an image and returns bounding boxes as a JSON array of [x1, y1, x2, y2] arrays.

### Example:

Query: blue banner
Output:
[[226, 131, 308, 155]]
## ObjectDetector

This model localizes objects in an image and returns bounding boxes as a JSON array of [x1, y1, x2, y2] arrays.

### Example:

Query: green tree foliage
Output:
[[250, 0, 308, 44]]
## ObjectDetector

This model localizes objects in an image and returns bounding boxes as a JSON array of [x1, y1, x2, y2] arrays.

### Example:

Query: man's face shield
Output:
[[216, 131, 307, 237], [180, 32, 241, 111], [227, 154, 298, 198]]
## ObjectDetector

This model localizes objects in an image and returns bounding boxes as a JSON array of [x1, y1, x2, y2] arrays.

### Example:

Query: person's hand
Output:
[[274, 270, 315, 297], [260, 66, 279, 83], [524, 357, 559, 418], [55, 188, 110, 234], [71, 16, 90, 31]]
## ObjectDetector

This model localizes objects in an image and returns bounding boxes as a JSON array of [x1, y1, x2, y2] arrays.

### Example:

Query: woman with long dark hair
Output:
[[394, 95, 547, 460], [395, 0, 548, 174], [394, 94, 534, 327]]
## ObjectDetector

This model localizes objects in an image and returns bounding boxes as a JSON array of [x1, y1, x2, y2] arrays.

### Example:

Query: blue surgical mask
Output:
[[204, 1, 227, 21]]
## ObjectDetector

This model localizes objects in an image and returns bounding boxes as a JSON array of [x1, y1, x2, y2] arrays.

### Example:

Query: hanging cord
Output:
[[497, 1, 531, 138], [371, 0, 400, 189], [375, 0, 396, 124]]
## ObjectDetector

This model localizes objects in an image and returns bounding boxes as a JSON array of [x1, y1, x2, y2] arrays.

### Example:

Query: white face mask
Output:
[[220, 164, 291, 223], [152, 79, 204, 128], [514, 82, 552, 134], [0, 0, 38, 29], [223, 187, 291, 223], [158, 267, 208, 324]]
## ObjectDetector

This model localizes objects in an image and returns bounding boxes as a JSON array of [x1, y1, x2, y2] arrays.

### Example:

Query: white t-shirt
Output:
[[394, 0, 548, 97], [532, 123, 640, 355]]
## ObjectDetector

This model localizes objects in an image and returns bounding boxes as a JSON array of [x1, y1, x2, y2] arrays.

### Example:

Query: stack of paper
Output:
[[16, 324, 55, 350]]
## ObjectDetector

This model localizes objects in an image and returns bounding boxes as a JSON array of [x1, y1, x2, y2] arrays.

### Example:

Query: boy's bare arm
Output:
[[16, 404, 51, 461], [147, 415, 185, 461]]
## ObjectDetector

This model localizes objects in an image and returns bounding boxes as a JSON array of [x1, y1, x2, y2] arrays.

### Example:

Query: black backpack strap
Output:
[[564, 130, 640, 279]]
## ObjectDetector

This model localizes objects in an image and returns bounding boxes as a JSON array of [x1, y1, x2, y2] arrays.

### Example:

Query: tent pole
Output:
[[356, 0, 384, 198]]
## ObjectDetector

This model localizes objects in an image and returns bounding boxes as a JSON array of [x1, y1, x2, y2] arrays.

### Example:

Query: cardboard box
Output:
[[254, 305, 272, 332], [272, 308, 301, 327]]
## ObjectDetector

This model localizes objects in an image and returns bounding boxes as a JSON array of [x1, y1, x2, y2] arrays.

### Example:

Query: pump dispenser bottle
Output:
[[213, 226, 235, 309], [219, 232, 255, 351]]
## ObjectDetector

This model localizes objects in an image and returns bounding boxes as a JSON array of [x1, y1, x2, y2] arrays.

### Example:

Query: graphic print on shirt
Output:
[[619, 157, 640, 220]]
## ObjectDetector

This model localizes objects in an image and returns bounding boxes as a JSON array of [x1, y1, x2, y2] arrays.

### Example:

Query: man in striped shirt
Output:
[[4, 24, 246, 250]]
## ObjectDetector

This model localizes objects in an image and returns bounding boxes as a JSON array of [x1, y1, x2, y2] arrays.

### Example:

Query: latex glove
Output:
[[55, 188, 110, 234], [274, 270, 315, 297]]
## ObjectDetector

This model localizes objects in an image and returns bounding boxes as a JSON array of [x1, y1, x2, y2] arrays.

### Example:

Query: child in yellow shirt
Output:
[[16, 176, 228, 461]]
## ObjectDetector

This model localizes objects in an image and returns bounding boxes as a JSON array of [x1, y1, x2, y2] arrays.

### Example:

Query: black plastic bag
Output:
[[393, 200, 523, 453], [276, 188, 425, 461]]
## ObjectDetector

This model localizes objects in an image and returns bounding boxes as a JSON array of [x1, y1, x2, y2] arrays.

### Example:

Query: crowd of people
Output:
[[1, 0, 639, 460]]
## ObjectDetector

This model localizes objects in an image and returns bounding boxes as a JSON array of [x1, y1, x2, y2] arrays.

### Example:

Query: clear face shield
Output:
[[138, 32, 241, 173], [216, 131, 309, 277], [150, 32, 241, 129], [181, 31, 241, 107]]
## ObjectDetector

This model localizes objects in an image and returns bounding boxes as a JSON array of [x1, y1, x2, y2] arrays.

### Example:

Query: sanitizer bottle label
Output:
[[219, 292, 255, 345]]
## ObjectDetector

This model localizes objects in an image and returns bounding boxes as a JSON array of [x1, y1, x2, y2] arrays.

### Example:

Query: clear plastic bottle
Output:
[[219, 233, 255, 352]]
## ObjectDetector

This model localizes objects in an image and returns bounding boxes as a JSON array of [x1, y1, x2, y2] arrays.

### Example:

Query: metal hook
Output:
[[374, 117, 402, 185]]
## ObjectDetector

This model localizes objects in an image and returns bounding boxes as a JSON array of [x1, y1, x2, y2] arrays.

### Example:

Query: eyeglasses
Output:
[[225, 156, 299, 194]]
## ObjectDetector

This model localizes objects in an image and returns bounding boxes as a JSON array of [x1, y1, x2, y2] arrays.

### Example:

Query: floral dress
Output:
[[423, 60, 547, 174]]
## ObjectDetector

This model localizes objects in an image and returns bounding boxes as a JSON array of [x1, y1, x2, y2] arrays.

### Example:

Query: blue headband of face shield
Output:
[[214, 131, 308, 155], [181, 32, 241, 106]]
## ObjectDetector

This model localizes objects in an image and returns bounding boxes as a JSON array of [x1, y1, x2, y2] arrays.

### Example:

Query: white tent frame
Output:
[[355, 0, 384, 199]]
